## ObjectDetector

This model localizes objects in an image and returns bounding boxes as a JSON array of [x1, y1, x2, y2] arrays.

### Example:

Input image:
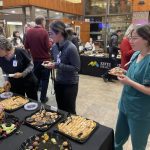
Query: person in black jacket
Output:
[[109, 30, 122, 58], [0, 35, 38, 100], [66, 27, 79, 52], [102, 30, 122, 82]]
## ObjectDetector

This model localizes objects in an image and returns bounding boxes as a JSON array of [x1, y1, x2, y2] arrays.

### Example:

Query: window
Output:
[[109, 0, 132, 14], [85, 0, 107, 15]]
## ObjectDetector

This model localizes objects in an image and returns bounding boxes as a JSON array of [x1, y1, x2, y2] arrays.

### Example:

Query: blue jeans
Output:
[[115, 111, 150, 150], [33, 61, 50, 102]]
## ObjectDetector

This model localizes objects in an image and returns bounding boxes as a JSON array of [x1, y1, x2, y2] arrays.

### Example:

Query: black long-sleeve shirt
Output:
[[0, 48, 33, 78]]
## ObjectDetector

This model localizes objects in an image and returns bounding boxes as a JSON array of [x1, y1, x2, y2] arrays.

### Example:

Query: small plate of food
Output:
[[2, 74, 15, 78], [108, 67, 124, 76], [0, 92, 13, 99]]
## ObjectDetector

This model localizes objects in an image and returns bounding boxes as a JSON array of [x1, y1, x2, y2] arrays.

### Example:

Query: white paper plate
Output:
[[24, 102, 38, 111], [2, 74, 15, 77], [9, 74, 15, 77], [0, 92, 13, 99]]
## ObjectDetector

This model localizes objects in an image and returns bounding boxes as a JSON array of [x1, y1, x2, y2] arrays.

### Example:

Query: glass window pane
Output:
[[35, 7, 47, 17], [0, 8, 23, 14], [85, 0, 107, 15], [64, 13, 79, 20], [26, 7, 30, 16], [109, 0, 132, 14], [49, 10, 63, 19]]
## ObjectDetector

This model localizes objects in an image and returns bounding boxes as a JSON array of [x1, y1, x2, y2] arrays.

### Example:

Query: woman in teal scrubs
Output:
[[115, 24, 150, 150]]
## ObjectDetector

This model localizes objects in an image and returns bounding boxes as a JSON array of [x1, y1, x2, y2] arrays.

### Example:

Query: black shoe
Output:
[[41, 97, 49, 103], [108, 79, 114, 82], [102, 76, 108, 82]]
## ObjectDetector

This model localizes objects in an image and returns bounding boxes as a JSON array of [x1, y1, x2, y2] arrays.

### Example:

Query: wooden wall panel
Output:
[[66, 1, 74, 14], [3, 0, 29, 8], [3, 0, 83, 15], [80, 32, 90, 44], [59, 0, 66, 12], [133, 0, 150, 11]]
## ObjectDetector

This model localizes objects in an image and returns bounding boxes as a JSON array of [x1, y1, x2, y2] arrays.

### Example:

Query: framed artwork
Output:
[[75, 25, 80, 39]]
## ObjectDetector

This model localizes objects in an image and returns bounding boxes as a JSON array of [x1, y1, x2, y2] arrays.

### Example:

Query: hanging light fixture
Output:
[[65, 0, 81, 3]]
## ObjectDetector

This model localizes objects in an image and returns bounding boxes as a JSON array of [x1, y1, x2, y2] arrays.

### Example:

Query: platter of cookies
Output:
[[0, 96, 29, 112], [25, 108, 62, 131], [56, 115, 97, 143], [108, 67, 124, 76], [19, 132, 72, 150]]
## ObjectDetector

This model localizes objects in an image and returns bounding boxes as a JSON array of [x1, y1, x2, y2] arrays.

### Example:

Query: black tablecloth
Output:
[[80, 55, 121, 77], [0, 102, 114, 150]]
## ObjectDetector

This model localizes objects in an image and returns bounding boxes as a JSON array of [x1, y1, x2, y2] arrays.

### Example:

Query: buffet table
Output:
[[80, 55, 121, 77], [0, 100, 114, 150]]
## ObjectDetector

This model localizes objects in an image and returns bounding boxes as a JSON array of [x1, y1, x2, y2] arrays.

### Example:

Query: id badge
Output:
[[13, 60, 18, 67], [57, 52, 61, 64], [57, 57, 61, 64]]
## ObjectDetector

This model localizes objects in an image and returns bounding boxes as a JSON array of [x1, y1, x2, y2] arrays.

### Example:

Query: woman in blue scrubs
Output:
[[115, 24, 150, 150]]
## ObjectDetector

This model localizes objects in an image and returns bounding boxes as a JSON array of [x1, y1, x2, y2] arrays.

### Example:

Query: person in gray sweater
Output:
[[43, 21, 80, 114]]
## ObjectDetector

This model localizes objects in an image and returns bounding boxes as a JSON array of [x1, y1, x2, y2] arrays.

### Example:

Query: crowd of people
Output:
[[0, 16, 150, 149], [0, 16, 80, 114]]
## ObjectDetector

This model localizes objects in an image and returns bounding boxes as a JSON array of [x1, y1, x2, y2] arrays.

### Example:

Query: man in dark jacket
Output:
[[102, 30, 122, 82], [109, 30, 122, 58], [66, 27, 79, 52], [25, 15, 51, 103]]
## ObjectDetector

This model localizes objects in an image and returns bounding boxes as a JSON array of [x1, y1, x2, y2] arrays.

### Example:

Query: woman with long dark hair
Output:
[[43, 21, 80, 114], [11, 31, 23, 48]]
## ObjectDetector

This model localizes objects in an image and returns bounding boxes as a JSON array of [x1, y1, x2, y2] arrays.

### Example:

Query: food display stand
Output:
[[0, 95, 114, 150]]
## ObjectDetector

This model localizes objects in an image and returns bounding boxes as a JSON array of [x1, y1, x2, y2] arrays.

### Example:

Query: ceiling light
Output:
[[11, 10, 16, 14], [0, 1, 3, 6], [66, 0, 81, 3], [35, 9, 40, 12]]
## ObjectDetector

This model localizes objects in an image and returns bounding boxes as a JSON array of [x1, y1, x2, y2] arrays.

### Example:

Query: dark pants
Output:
[[33, 61, 50, 102], [9, 73, 38, 100], [54, 82, 78, 114]]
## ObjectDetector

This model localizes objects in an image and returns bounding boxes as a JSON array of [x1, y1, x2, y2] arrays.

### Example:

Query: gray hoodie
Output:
[[51, 40, 80, 84]]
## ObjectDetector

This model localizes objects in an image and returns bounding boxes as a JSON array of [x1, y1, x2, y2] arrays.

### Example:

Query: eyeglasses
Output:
[[129, 36, 141, 40]]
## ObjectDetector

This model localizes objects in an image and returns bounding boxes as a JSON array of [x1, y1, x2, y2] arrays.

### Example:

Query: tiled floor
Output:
[[0, 69, 150, 149]]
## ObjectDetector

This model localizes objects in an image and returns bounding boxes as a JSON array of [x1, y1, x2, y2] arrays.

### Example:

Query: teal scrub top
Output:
[[119, 51, 150, 121]]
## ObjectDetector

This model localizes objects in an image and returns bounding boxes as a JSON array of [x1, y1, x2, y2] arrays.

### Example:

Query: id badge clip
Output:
[[13, 55, 18, 67]]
